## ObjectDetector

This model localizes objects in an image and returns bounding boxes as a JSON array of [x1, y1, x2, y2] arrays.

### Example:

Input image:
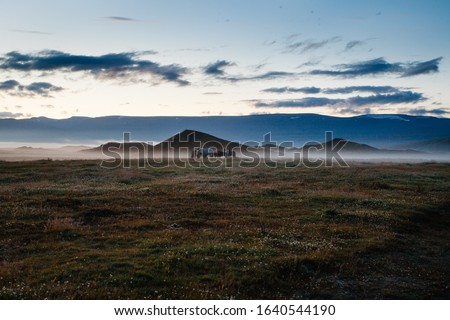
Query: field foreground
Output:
[[0, 160, 449, 299]]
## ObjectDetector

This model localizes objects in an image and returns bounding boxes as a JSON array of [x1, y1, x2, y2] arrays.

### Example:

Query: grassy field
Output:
[[0, 159, 449, 299]]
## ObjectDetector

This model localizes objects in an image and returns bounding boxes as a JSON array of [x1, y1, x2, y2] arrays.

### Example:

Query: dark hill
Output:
[[154, 129, 243, 151]]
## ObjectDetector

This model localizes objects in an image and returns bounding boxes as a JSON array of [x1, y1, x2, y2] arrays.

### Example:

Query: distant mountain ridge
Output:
[[1, 113, 450, 148]]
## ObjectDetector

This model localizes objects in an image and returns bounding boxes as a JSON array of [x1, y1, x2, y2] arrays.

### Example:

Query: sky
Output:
[[0, 0, 449, 119]]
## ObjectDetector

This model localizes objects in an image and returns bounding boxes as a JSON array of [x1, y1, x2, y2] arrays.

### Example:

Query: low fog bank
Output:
[[237, 149, 450, 164], [0, 147, 100, 161], [0, 145, 449, 163]]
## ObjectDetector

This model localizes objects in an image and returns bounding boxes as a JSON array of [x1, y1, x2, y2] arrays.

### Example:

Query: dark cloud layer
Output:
[[255, 91, 424, 108], [0, 50, 189, 85], [309, 57, 442, 78], [0, 79, 63, 97]]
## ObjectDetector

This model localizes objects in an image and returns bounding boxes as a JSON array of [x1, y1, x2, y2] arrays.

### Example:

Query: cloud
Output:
[[345, 40, 365, 51], [23, 82, 63, 96], [323, 86, 400, 94], [204, 60, 234, 76], [0, 80, 20, 90], [262, 86, 321, 94], [0, 111, 23, 118], [255, 91, 424, 108], [406, 108, 449, 116], [203, 92, 222, 95], [246, 71, 295, 81], [221, 71, 296, 82], [10, 29, 51, 35], [262, 40, 277, 46], [256, 97, 341, 108], [105, 16, 137, 22], [401, 58, 443, 77], [309, 57, 442, 78], [0, 79, 63, 97], [285, 36, 341, 54], [261, 85, 400, 95], [337, 107, 372, 115], [297, 58, 323, 68], [347, 91, 424, 106], [178, 48, 211, 52], [203, 60, 297, 82], [0, 50, 189, 85]]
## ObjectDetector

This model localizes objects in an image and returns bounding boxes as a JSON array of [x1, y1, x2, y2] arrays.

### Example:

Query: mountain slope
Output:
[[393, 138, 450, 153], [1, 114, 450, 148]]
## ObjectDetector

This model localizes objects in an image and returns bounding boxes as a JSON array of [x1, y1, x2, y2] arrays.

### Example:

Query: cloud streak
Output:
[[406, 108, 449, 116], [309, 57, 442, 78], [323, 86, 400, 94], [220, 71, 296, 82], [10, 29, 51, 35], [262, 85, 401, 95], [0, 111, 24, 119], [0, 79, 63, 97], [243, 71, 295, 81], [255, 91, 425, 108], [262, 86, 321, 94], [203, 60, 297, 82], [105, 16, 137, 22], [345, 40, 365, 51], [284, 36, 341, 54], [0, 50, 189, 85], [256, 97, 338, 108]]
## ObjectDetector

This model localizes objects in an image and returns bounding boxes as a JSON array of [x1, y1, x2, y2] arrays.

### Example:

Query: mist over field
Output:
[[1, 120, 449, 163]]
